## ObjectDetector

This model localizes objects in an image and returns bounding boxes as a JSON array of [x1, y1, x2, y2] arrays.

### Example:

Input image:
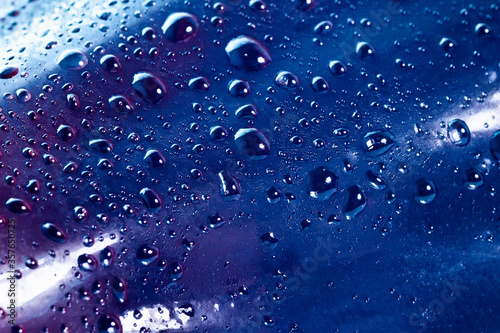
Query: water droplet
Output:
[[208, 213, 226, 228], [228, 79, 251, 97], [274, 70, 300, 90], [234, 127, 271, 160], [144, 149, 167, 167], [447, 119, 470, 146], [356, 42, 375, 58], [78, 254, 97, 272], [169, 262, 184, 281], [108, 95, 135, 114], [100, 54, 122, 72], [188, 76, 210, 92], [414, 178, 437, 205], [0, 66, 19, 79], [100, 246, 115, 267], [57, 49, 89, 70], [314, 20, 333, 34], [311, 76, 330, 94], [57, 124, 77, 141], [307, 167, 338, 201], [266, 186, 281, 203], [89, 139, 114, 153], [235, 104, 258, 119], [132, 71, 168, 105], [362, 131, 396, 157], [366, 171, 387, 190], [464, 168, 484, 190], [491, 130, 500, 160], [6, 198, 31, 213], [42, 223, 68, 243], [218, 170, 242, 201], [139, 187, 163, 213], [98, 314, 122, 333], [333, 128, 350, 139], [343, 186, 367, 220], [225, 35, 272, 72], [210, 125, 229, 141], [475, 23, 492, 37], [136, 244, 159, 266], [111, 277, 128, 303], [329, 60, 347, 76], [260, 232, 278, 249], [439, 37, 456, 51], [162, 12, 200, 43]]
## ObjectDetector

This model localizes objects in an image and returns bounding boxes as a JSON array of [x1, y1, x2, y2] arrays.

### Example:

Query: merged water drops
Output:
[[131, 71, 168, 105], [162, 12, 200, 43], [414, 178, 437, 205], [234, 127, 271, 160], [307, 167, 338, 201], [447, 119, 470, 146], [362, 131, 396, 157], [57, 49, 88, 70], [225, 35, 272, 72]]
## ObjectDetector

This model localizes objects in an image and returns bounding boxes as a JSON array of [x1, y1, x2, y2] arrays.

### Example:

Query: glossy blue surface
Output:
[[0, 0, 499, 332]]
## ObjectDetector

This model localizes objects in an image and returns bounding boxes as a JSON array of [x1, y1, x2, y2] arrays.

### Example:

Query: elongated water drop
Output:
[[225, 35, 271, 72], [57, 49, 88, 70]]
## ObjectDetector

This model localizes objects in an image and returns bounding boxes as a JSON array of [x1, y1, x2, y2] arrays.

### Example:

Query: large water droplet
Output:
[[139, 187, 163, 213], [307, 167, 338, 201], [414, 178, 437, 204], [344, 186, 367, 220], [362, 131, 396, 157], [42, 223, 67, 243], [218, 170, 242, 201], [235, 104, 258, 119], [447, 119, 470, 146], [329, 60, 347, 76], [210, 125, 229, 141], [234, 127, 271, 160], [132, 72, 168, 105], [57, 49, 89, 70], [311, 76, 330, 94], [6, 198, 31, 213], [188, 76, 210, 92], [225, 35, 272, 72], [136, 244, 159, 266], [162, 12, 200, 43], [100, 246, 115, 267]]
